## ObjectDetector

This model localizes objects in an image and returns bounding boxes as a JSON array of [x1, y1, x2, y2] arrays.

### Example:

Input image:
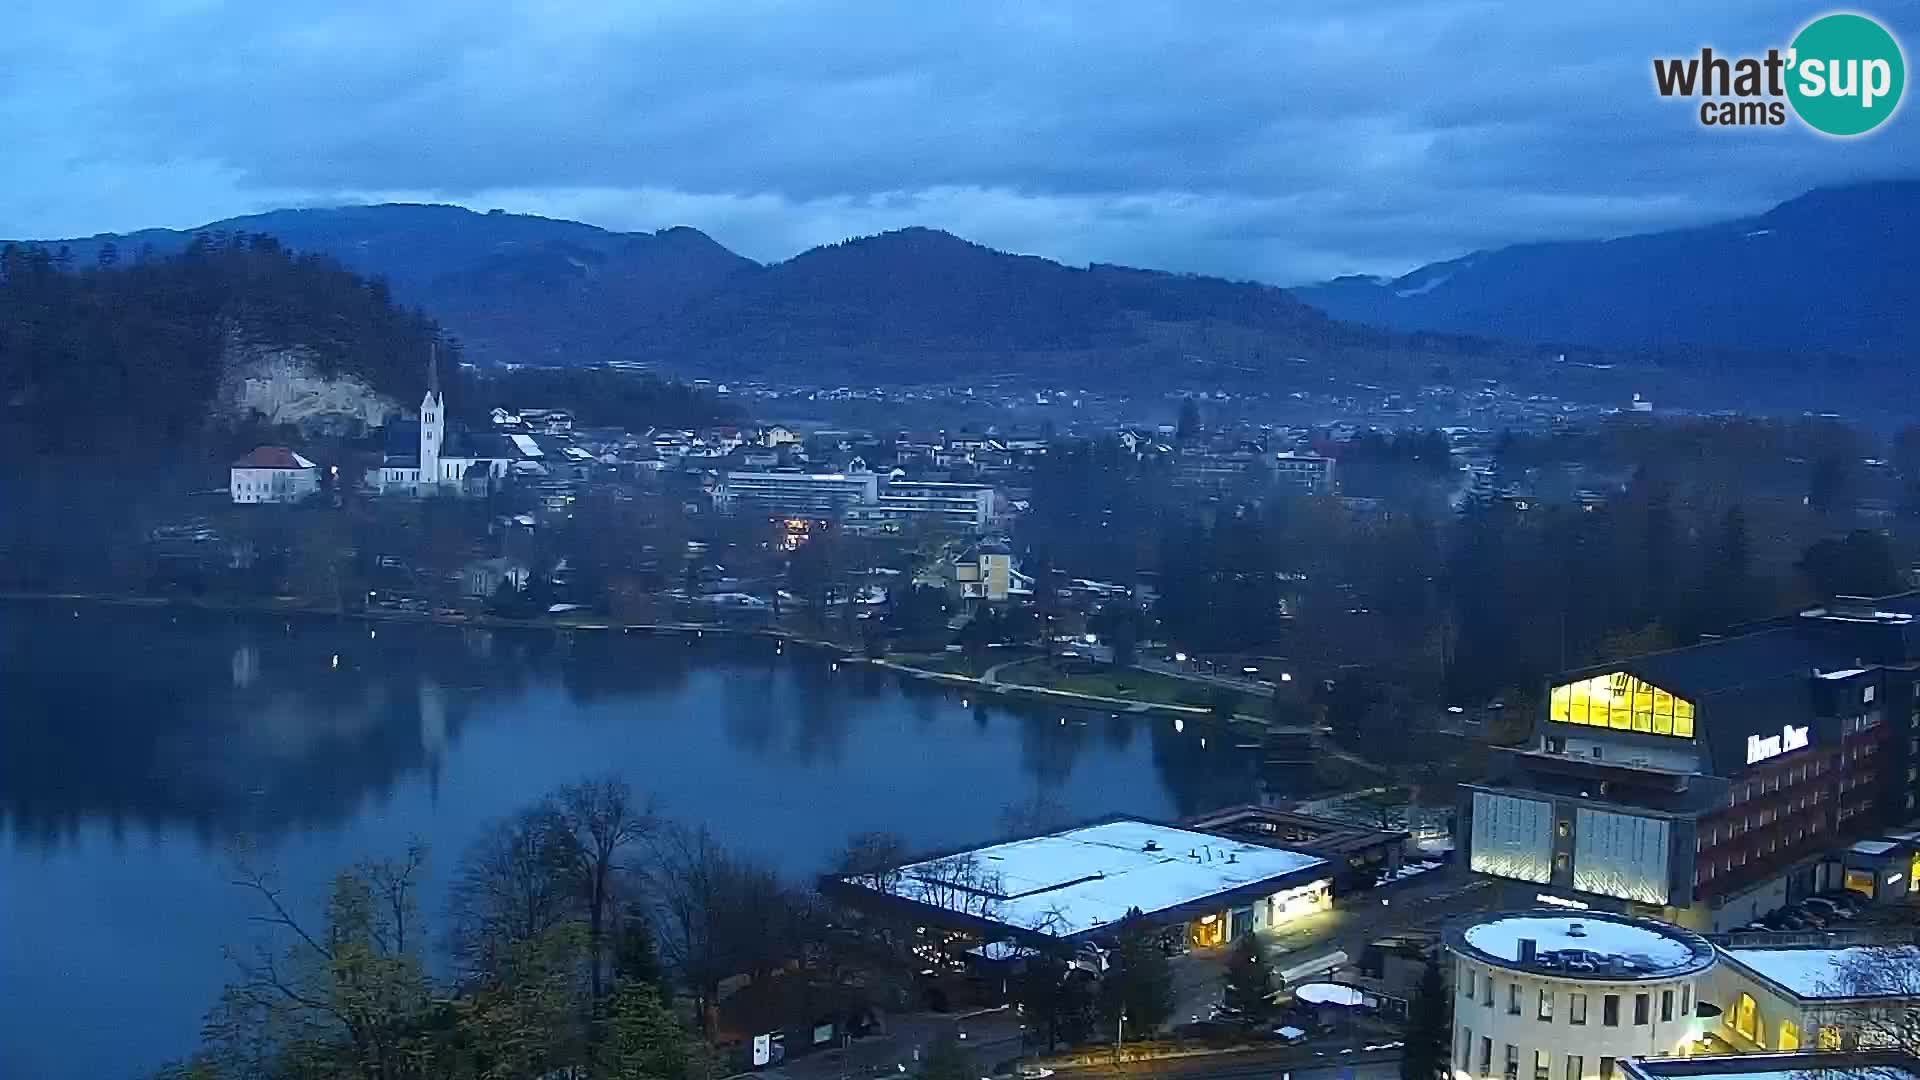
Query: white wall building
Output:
[[828, 818, 1331, 950], [1711, 942, 1920, 1053], [230, 446, 321, 504], [1447, 911, 1718, 1080]]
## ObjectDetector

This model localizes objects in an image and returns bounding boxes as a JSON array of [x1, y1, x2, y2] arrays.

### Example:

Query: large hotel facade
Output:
[[1462, 595, 1920, 931]]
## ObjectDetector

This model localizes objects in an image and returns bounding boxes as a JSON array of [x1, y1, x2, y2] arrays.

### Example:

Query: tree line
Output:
[[157, 775, 839, 1080]]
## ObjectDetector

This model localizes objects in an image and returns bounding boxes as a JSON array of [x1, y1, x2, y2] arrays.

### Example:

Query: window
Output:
[[1535, 1049, 1551, 1080], [1567, 1057, 1583, 1080], [1558, 819, 1571, 838], [1599, 1059, 1615, 1080], [1480, 1037, 1492, 1077], [1661, 989, 1674, 1022], [1865, 685, 1876, 704], [1538, 988, 1553, 1021], [1484, 976, 1494, 1007], [1509, 983, 1522, 1016], [1779, 1019, 1800, 1051], [1463, 967, 1476, 999], [1634, 994, 1649, 1025], [1461, 1027, 1474, 1070], [1819, 1026, 1841, 1050], [1505, 1043, 1519, 1080], [1603, 994, 1619, 1027], [1734, 993, 1758, 1040], [1570, 993, 1588, 1025]]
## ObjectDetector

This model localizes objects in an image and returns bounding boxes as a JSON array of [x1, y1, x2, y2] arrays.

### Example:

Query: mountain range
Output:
[[16, 180, 1916, 391], [1295, 180, 1918, 355]]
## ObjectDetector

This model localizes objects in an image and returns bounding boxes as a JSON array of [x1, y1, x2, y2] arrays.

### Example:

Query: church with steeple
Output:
[[368, 345, 538, 497]]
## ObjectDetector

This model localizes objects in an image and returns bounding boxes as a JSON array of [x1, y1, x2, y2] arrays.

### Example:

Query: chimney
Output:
[[1518, 938, 1537, 964]]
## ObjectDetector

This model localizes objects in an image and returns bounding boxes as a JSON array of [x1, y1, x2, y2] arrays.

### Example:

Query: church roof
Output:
[[233, 446, 317, 470]]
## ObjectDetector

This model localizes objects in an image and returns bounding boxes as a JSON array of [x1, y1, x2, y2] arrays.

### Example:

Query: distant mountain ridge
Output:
[[29, 205, 759, 366], [1295, 180, 1919, 354], [15, 183, 1915, 397]]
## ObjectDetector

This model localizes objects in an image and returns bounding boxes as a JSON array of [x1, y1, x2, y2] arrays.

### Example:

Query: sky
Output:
[[3, 0, 1916, 284]]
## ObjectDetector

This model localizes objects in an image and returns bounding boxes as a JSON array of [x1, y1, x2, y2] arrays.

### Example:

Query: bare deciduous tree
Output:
[[908, 854, 1007, 921], [210, 839, 431, 1080], [550, 775, 657, 1000], [1812, 943, 1920, 1054], [446, 804, 574, 980], [835, 829, 908, 894]]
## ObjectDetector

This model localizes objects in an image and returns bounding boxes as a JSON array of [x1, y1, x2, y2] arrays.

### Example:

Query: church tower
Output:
[[419, 342, 444, 490]]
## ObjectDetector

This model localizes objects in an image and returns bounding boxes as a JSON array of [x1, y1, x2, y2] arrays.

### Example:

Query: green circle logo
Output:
[[1787, 13, 1906, 135]]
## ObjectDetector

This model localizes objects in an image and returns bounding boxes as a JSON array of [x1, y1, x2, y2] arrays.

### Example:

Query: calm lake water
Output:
[[0, 602, 1264, 1079]]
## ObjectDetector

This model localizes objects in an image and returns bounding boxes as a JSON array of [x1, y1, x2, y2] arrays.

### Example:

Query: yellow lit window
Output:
[[1550, 673, 1693, 738], [1734, 994, 1758, 1041], [1818, 1026, 1840, 1050], [1778, 1020, 1799, 1051]]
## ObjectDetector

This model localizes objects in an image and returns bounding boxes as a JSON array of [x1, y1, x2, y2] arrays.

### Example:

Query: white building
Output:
[[1447, 911, 1718, 1080], [1273, 451, 1337, 494], [712, 470, 881, 516], [370, 350, 531, 497], [230, 446, 320, 504], [1711, 941, 1920, 1053], [826, 818, 1331, 950]]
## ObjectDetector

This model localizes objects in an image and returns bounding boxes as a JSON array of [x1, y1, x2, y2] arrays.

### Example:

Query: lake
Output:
[[0, 601, 1265, 1079]]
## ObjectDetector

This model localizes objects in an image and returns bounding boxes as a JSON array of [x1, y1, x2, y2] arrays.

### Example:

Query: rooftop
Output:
[[232, 446, 316, 470], [1720, 944, 1920, 999], [1621, 1050, 1920, 1080], [1448, 910, 1716, 980], [858, 819, 1326, 940]]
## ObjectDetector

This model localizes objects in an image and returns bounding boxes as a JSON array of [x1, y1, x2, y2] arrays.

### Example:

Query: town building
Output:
[[1446, 910, 1718, 1080], [230, 446, 320, 504], [843, 480, 999, 534], [1709, 938, 1920, 1053], [1621, 1049, 1920, 1080], [821, 817, 1331, 952], [371, 351, 539, 497], [1273, 451, 1338, 494], [1184, 805, 1411, 890], [1460, 595, 1920, 930], [712, 469, 881, 517]]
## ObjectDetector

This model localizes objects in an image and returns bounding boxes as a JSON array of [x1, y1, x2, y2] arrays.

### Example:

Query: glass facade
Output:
[[1549, 672, 1695, 737]]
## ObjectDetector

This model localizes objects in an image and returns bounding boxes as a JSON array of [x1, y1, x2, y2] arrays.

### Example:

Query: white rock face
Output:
[[216, 341, 400, 434]]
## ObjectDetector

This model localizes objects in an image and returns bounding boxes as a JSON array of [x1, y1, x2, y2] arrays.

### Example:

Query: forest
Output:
[[0, 232, 445, 457]]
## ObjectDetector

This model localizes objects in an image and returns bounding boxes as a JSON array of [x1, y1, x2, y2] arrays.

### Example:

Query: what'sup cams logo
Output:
[[1654, 12, 1905, 135]]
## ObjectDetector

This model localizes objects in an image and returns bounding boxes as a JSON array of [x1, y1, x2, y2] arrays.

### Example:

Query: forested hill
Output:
[[0, 232, 443, 456]]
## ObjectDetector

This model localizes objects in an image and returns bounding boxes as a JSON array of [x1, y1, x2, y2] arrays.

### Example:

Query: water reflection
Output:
[[0, 600, 1286, 1080]]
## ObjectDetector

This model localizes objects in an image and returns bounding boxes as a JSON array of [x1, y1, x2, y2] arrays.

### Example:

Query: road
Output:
[[1171, 868, 1496, 1023], [1055, 1047, 1403, 1080]]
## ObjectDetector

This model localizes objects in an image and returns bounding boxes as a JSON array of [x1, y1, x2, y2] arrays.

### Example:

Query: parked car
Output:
[[1802, 897, 1853, 920], [1763, 909, 1810, 931]]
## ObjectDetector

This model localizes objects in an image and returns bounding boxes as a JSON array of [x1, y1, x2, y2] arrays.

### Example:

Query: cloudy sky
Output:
[[4, 0, 1915, 283]]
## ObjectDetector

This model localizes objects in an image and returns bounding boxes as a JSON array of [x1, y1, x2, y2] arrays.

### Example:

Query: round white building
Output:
[[1444, 910, 1717, 1080]]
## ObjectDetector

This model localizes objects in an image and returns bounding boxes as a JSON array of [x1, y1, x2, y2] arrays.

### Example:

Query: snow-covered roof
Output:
[[1454, 912, 1712, 978], [1295, 982, 1367, 1006], [871, 819, 1326, 939], [1722, 945, 1920, 999], [1817, 668, 1870, 680], [509, 433, 544, 458], [1850, 839, 1901, 855]]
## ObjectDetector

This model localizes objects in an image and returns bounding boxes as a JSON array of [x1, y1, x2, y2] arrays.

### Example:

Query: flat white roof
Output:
[[1850, 840, 1901, 855], [509, 433, 544, 458], [1817, 668, 1870, 680], [876, 820, 1325, 938], [1463, 915, 1699, 971], [1723, 945, 1920, 999]]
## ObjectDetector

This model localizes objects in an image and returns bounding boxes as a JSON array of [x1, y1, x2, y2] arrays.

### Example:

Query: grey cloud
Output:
[[3, 0, 1916, 283]]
